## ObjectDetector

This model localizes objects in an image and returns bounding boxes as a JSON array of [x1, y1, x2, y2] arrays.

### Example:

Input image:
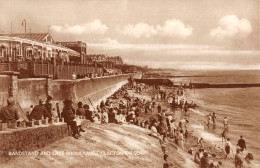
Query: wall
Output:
[[0, 75, 10, 108], [16, 79, 47, 119], [0, 73, 142, 119], [0, 120, 91, 164]]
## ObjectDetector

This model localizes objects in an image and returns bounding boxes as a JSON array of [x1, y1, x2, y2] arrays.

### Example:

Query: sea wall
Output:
[[0, 75, 10, 108], [0, 120, 91, 163], [0, 73, 142, 119]]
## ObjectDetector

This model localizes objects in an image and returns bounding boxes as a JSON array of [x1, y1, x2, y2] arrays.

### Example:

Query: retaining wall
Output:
[[0, 120, 91, 163], [0, 73, 142, 120]]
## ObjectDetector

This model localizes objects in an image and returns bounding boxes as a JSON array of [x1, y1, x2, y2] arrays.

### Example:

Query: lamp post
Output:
[[22, 19, 26, 34]]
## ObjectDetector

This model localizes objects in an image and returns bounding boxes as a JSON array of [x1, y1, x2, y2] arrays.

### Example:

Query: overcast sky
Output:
[[0, 0, 259, 69]]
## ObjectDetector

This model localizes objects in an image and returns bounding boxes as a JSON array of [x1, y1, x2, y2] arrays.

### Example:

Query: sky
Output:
[[0, 0, 260, 70]]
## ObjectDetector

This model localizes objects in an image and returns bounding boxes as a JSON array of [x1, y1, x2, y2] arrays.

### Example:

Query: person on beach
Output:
[[223, 117, 228, 131], [200, 152, 210, 168], [208, 113, 212, 126], [61, 99, 80, 139], [0, 97, 20, 123], [237, 136, 246, 152], [76, 102, 85, 117], [194, 148, 204, 164], [84, 104, 93, 122], [149, 122, 160, 138], [179, 130, 184, 150], [45, 95, 53, 120], [197, 137, 204, 148], [235, 148, 243, 168], [212, 112, 216, 125], [29, 99, 51, 121], [101, 109, 109, 124], [157, 103, 162, 113], [209, 154, 220, 168], [220, 130, 227, 142], [244, 153, 254, 167], [225, 138, 233, 158]]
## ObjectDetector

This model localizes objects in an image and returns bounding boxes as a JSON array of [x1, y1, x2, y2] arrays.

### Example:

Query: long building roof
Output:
[[7, 33, 51, 42], [0, 33, 80, 56]]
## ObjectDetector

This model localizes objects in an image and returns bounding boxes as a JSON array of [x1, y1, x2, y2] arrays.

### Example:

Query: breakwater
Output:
[[134, 78, 173, 86], [187, 83, 260, 88]]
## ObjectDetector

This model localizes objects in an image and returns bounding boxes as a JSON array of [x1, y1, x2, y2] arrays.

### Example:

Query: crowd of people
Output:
[[0, 81, 256, 168]]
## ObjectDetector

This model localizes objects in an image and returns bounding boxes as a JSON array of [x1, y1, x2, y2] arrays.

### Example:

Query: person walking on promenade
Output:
[[0, 97, 19, 123], [237, 136, 246, 153], [223, 117, 228, 131]]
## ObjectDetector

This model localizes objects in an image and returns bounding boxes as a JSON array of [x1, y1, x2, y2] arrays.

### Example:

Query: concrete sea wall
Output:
[[0, 73, 142, 120]]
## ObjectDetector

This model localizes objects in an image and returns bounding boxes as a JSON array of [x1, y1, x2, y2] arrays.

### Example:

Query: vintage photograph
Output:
[[0, 0, 259, 167]]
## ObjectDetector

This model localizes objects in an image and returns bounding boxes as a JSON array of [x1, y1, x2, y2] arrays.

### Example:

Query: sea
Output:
[[165, 69, 260, 165]]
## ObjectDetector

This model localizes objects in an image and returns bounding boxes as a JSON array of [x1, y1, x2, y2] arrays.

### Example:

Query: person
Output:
[[235, 148, 243, 168], [101, 109, 109, 123], [0, 97, 19, 123], [157, 103, 162, 113], [179, 130, 184, 150], [76, 102, 85, 117], [72, 72, 77, 79], [244, 153, 254, 167], [208, 113, 212, 126], [197, 137, 203, 148], [194, 148, 204, 164], [45, 95, 53, 120], [200, 152, 210, 168], [29, 99, 51, 121], [108, 108, 116, 123], [223, 117, 228, 131], [237, 136, 246, 152], [209, 154, 220, 168], [163, 154, 169, 168], [75, 102, 85, 133], [84, 104, 93, 122], [149, 122, 159, 138], [61, 99, 80, 139], [225, 138, 233, 158], [212, 112, 216, 125], [220, 130, 227, 142]]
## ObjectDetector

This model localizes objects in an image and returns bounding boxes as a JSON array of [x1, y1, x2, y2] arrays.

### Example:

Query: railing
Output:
[[0, 62, 104, 79]]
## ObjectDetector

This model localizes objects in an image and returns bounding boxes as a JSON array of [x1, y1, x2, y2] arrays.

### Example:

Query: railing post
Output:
[[47, 62, 49, 75], [67, 64, 69, 79]]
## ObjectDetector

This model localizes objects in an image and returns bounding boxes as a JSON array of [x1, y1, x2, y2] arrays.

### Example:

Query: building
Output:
[[0, 33, 104, 79], [55, 41, 87, 64], [0, 33, 80, 63]]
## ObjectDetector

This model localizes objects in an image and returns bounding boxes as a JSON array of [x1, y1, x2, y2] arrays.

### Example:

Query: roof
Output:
[[1, 33, 52, 42]]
